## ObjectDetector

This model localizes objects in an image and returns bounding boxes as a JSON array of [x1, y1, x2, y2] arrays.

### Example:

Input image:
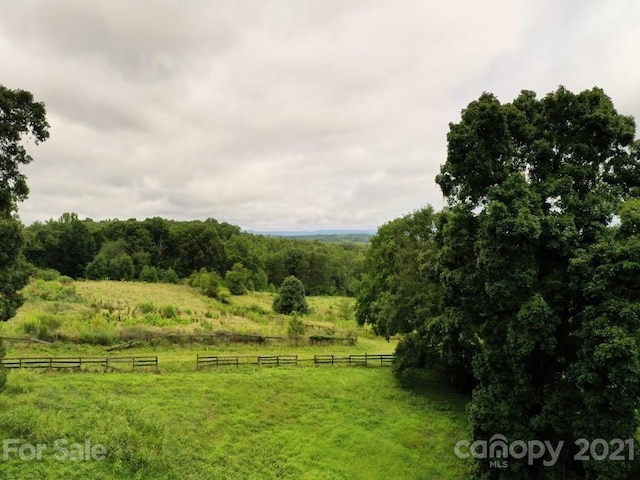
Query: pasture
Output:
[[0, 279, 471, 479]]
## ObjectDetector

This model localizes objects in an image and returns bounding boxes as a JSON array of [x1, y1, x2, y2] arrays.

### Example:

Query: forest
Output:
[[21, 214, 367, 297]]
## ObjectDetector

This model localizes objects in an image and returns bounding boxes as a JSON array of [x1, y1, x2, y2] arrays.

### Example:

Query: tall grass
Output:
[[0, 368, 471, 479]]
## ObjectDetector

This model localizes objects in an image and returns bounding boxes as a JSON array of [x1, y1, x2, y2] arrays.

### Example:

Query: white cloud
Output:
[[2, 0, 640, 230]]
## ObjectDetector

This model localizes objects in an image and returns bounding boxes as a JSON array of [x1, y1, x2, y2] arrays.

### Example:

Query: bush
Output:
[[188, 269, 221, 298], [22, 319, 39, 336], [273, 276, 310, 314], [137, 302, 156, 314], [336, 298, 354, 321], [26, 280, 78, 302], [224, 262, 251, 295], [86, 254, 109, 280], [33, 269, 61, 281], [108, 254, 135, 281], [286, 313, 306, 337], [160, 268, 180, 284], [159, 305, 178, 319], [139, 265, 159, 283], [79, 328, 117, 345]]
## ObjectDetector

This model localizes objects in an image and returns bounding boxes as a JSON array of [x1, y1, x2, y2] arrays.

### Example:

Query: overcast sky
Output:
[[1, 1, 639, 231]]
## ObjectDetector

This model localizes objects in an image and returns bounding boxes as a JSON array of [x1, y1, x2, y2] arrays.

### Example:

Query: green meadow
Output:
[[0, 279, 471, 479]]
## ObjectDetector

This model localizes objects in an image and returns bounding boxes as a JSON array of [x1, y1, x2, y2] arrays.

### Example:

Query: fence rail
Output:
[[1, 356, 158, 372], [2, 353, 392, 373], [196, 353, 394, 369]]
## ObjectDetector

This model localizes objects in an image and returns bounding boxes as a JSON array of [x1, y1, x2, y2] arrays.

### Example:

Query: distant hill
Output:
[[249, 229, 375, 243]]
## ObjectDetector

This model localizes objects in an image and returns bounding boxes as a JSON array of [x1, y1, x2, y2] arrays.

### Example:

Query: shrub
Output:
[[108, 254, 135, 280], [188, 269, 222, 298], [33, 269, 61, 281], [159, 305, 178, 319], [160, 268, 180, 284], [336, 298, 354, 321], [273, 276, 310, 315], [86, 254, 109, 280], [139, 265, 159, 283], [137, 302, 156, 314], [286, 313, 306, 337], [79, 328, 117, 345], [224, 262, 251, 295], [22, 319, 39, 336]]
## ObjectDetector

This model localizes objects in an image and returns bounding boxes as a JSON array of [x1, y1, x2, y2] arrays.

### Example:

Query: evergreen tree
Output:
[[273, 275, 310, 314]]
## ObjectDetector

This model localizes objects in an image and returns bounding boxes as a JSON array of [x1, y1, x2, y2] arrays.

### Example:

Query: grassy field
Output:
[[0, 279, 371, 348], [0, 279, 472, 479], [0, 368, 471, 479]]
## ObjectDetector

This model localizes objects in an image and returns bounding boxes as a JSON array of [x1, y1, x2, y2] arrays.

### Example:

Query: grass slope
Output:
[[0, 368, 470, 480], [0, 279, 471, 479]]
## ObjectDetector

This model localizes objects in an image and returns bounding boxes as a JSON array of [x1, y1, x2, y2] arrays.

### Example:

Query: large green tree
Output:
[[0, 85, 49, 320], [0, 84, 49, 387], [433, 87, 640, 478]]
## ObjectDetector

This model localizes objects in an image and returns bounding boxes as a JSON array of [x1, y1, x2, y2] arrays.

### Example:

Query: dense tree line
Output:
[[22, 215, 367, 296], [357, 87, 640, 479]]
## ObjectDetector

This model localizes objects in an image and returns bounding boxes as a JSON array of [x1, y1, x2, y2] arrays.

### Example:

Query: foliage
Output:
[[356, 206, 440, 339], [273, 275, 310, 315], [358, 86, 640, 478], [286, 312, 307, 337], [160, 267, 180, 284], [173, 221, 226, 277], [108, 253, 135, 280], [0, 84, 49, 322], [159, 304, 178, 319], [86, 253, 109, 280], [336, 297, 354, 321], [24, 217, 368, 297], [27, 213, 97, 278], [225, 262, 251, 295], [139, 265, 159, 283], [188, 268, 222, 299]]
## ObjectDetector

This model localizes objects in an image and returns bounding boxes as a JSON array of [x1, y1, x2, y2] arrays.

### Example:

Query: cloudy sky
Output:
[[1, 1, 639, 231]]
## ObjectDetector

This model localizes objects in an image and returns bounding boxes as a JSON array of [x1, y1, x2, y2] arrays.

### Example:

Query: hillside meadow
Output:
[[0, 279, 472, 479]]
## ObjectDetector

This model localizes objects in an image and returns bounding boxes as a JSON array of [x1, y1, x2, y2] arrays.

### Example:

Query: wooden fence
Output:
[[196, 353, 394, 369], [313, 353, 394, 366], [1, 353, 392, 373], [1, 356, 158, 372]]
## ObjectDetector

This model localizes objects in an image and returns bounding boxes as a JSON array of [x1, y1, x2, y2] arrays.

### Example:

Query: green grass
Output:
[[0, 279, 472, 479], [0, 280, 373, 348], [0, 368, 471, 479]]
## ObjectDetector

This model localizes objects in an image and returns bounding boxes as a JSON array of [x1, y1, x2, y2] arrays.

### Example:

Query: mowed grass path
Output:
[[0, 367, 471, 480]]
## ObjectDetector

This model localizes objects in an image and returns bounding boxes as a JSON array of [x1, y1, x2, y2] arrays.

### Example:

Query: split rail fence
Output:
[[0, 353, 394, 373], [196, 353, 394, 369], [1, 356, 158, 372]]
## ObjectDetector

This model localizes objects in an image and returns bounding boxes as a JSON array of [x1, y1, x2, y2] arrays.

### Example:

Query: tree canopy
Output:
[[0, 85, 49, 322], [358, 86, 640, 478], [23, 215, 367, 296], [0, 84, 49, 389]]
